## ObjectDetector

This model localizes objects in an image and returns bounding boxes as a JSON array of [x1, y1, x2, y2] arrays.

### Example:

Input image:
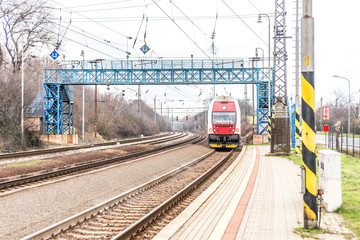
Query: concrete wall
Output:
[[25, 117, 42, 132], [40, 134, 78, 145]]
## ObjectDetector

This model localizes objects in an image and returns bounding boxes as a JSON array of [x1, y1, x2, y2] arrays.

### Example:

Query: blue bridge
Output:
[[43, 58, 272, 135]]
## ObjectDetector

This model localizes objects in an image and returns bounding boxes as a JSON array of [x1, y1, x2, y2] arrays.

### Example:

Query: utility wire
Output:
[[151, 0, 211, 59], [221, 0, 268, 48]]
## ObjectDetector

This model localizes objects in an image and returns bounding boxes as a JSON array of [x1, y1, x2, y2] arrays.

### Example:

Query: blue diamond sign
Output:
[[50, 50, 59, 60], [140, 44, 150, 54]]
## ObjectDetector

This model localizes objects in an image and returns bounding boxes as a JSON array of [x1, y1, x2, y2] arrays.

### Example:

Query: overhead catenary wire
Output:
[[59, 21, 128, 48], [66, 14, 262, 22], [54, 22, 129, 54], [50, 0, 130, 39], [151, 0, 212, 59], [210, 9, 218, 57], [247, 0, 262, 15], [221, 0, 269, 48], [56, 8, 62, 48], [45, 26, 123, 60], [57, 11, 72, 50], [133, 14, 145, 48], [247, 0, 275, 29], [143, 8, 149, 43], [82, 30, 89, 47], [169, 0, 211, 39], [52, 0, 160, 13], [66, 0, 139, 9]]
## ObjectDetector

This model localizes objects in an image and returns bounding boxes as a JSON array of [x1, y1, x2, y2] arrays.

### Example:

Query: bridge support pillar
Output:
[[43, 84, 74, 135]]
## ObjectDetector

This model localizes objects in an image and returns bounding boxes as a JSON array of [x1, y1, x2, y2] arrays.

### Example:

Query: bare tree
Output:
[[0, 0, 55, 72]]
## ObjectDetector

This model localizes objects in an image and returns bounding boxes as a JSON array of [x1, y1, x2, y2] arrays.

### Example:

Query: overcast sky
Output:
[[48, 0, 360, 115]]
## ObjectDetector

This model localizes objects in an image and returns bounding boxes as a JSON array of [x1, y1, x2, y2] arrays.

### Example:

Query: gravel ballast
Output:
[[0, 144, 211, 240]]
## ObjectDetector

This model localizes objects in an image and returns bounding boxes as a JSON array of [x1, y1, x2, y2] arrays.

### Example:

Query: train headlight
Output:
[[236, 128, 239, 132], [232, 128, 235, 132], [213, 128, 216, 132], [209, 128, 213, 132]]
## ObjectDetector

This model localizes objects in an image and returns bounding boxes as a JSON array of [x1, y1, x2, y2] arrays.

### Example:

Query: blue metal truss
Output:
[[257, 82, 272, 135], [42, 59, 272, 135], [43, 84, 74, 135]]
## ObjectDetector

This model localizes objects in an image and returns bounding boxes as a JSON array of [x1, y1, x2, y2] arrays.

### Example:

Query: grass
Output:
[[287, 148, 360, 238], [0, 159, 46, 169], [336, 154, 360, 237], [294, 227, 333, 239]]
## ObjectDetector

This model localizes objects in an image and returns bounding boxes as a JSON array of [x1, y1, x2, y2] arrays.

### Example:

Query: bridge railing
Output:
[[67, 58, 258, 70]]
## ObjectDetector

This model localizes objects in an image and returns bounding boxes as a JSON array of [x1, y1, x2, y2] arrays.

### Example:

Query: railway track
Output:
[[0, 132, 175, 160], [23, 147, 234, 240], [0, 132, 204, 192]]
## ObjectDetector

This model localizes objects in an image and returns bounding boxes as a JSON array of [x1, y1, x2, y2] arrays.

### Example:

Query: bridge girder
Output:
[[43, 59, 272, 135]]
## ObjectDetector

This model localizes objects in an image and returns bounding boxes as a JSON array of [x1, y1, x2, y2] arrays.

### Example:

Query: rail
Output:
[[0, 132, 203, 191], [0, 132, 174, 160], [22, 147, 217, 240]]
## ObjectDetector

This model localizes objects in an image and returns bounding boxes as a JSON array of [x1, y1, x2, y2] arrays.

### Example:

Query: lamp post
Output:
[[333, 75, 351, 139], [257, 14, 271, 120]]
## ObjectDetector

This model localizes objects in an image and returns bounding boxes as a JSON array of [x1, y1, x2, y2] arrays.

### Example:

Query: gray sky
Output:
[[47, 0, 360, 115]]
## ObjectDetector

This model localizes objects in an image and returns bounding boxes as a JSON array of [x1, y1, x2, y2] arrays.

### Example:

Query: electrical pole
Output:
[[302, 0, 317, 229], [154, 96, 157, 124], [295, 0, 301, 154], [81, 50, 85, 142], [137, 85, 141, 115], [94, 85, 97, 138], [271, 0, 290, 153], [295, 0, 300, 107], [21, 43, 24, 142]]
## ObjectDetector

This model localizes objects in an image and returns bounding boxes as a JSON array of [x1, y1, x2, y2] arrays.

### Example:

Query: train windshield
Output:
[[212, 111, 236, 125]]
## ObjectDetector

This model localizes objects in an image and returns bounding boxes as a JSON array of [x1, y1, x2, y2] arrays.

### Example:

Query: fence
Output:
[[326, 121, 360, 157]]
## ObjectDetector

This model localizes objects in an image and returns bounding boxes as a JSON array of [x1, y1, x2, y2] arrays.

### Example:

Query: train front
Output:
[[207, 96, 241, 148]]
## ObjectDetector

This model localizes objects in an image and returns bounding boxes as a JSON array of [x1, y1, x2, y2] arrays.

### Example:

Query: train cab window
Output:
[[212, 111, 236, 125]]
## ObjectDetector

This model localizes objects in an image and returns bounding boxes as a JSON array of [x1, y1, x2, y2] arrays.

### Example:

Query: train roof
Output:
[[213, 96, 235, 102]]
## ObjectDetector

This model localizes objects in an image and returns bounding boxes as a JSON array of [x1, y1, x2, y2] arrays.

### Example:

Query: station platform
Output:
[[154, 145, 356, 240]]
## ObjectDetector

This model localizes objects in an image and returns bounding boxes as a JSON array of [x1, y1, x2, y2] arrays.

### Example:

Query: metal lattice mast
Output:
[[271, 0, 290, 153], [273, 0, 288, 105]]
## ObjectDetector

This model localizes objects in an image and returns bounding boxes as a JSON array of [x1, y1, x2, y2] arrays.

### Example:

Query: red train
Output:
[[207, 96, 241, 148]]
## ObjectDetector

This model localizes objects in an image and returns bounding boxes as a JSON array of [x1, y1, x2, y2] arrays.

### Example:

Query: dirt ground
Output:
[[0, 144, 155, 180]]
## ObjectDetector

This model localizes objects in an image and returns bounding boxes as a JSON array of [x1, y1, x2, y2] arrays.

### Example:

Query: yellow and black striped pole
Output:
[[268, 112, 272, 142], [268, 105, 275, 142], [301, 0, 317, 229], [295, 108, 301, 154]]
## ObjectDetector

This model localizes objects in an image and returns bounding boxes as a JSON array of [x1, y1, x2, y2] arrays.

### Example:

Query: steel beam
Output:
[[42, 59, 272, 135]]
